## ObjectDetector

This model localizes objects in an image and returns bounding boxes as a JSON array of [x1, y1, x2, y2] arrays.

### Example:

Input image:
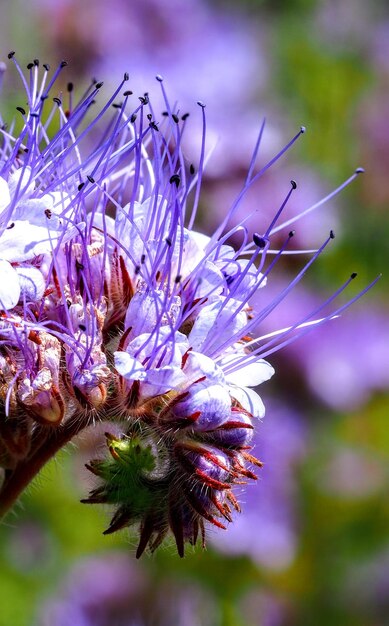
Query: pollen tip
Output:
[[155, 74, 163, 82], [123, 72, 129, 81], [67, 82, 74, 92], [60, 60, 68, 68], [95, 81, 104, 89], [290, 179, 297, 189], [197, 100, 206, 108], [289, 230, 295, 237], [8, 51, 16, 59], [253, 233, 268, 249], [355, 167, 365, 175], [330, 229, 335, 239], [300, 125, 306, 133], [351, 272, 357, 279]]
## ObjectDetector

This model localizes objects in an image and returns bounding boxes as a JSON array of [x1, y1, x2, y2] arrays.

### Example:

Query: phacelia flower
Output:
[[0, 55, 377, 556]]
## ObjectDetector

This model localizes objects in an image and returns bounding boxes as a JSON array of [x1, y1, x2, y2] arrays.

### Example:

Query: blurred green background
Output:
[[0, 1, 388, 625]]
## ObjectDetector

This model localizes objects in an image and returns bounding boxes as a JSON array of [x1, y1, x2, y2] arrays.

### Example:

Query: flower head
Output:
[[0, 55, 376, 556]]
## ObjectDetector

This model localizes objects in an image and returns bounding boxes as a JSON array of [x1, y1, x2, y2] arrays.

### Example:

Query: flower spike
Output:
[[0, 56, 377, 556]]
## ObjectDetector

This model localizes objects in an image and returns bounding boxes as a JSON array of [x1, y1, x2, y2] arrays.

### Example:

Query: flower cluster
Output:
[[0, 55, 374, 556]]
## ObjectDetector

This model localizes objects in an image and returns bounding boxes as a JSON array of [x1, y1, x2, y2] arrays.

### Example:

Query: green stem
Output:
[[0, 415, 90, 519]]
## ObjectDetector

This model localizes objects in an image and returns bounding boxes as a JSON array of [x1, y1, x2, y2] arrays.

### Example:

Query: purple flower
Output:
[[0, 55, 376, 556], [37, 552, 217, 626]]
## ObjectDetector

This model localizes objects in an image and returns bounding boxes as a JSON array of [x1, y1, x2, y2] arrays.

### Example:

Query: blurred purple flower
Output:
[[37, 553, 217, 626]]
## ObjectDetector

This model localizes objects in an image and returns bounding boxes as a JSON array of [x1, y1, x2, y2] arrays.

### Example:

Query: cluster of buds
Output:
[[0, 55, 375, 555]]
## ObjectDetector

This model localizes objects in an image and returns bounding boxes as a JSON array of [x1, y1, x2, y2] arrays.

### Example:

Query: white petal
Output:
[[8, 166, 35, 197], [0, 176, 10, 214], [183, 351, 225, 385], [188, 298, 247, 354], [0, 221, 85, 262], [192, 260, 224, 299], [142, 365, 187, 397], [113, 351, 147, 381], [222, 355, 275, 387], [16, 266, 46, 302], [0, 260, 20, 310], [229, 385, 266, 418]]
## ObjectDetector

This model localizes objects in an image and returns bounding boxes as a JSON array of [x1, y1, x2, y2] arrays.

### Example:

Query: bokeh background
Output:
[[0, 1, 388, 625]]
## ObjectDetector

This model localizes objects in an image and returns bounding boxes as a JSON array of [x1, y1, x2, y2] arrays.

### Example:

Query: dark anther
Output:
[[43, 63, 50, 71], [79, 324, 86, 331], [112, 102, 122, 109], [175, 275, 182, 284], [27, 62, 34, 70], [123, 72, 129, 81], [172, 113, 179, 124], [351, 272, 357, 279], [6, 222, 15, 230], [330, 230, 335, 239], [40, 95, 48, 101], [53, 97, 61, 106], [289, 230, 295, 237], [300, 125, 306, 133], [78, 182, 85, 191], [76, 260, 84, 270], [123, 90, 133, 96], [24, 148, 29, 153], [87, 175, 95, 184], [149, 122, 159, 131], [130, 113, 137, 123], [139, 95, 148, 105], [197, 101, 206, 108], [170, 174, 180, 187], [33, 59, 39, 66], [8, 51, 16, 59], [156, 74, 163, 82], [67, 82, 74, 92], [182, 113, 190, 121], [66, 299, 72, 307], [95, 81, 104, 89], [45, 209, 52, 219], [60, 60, 68, 68], [147, 113, 152, 120], [355, 167, 365, 174], [165, 237, 172, 247], [290, 180, 297, 189], [190, 164, 195, 175], [87, 99, 96, 107], [135, 265, 141, 275], [141, 254, 146, 264], [162, 111, 169, 116], [16, 106, 26, 115], [253, 233, 268, 249]]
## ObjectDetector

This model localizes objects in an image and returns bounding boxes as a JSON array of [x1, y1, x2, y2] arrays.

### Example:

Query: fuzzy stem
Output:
[[0, 414, 90, 519]]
